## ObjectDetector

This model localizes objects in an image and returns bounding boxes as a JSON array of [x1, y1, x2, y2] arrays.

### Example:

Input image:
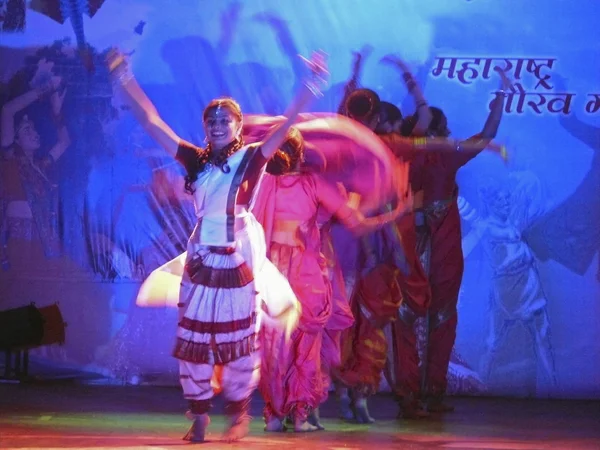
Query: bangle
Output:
[[413, 137, 427, 149], [304, 80, 323, 98], [113, 69, 134, 86], [108, 54, 126, 73], [495, 90, 508, 98], [416, 101, 427, 109], [455, 139, 463, 152]]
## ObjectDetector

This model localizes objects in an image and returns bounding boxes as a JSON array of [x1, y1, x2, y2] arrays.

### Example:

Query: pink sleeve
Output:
[[312, 174, 348, 217]]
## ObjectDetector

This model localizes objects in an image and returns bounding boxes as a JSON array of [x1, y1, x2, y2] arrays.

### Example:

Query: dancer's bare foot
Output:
[[264, 417, 287, 432], [353, 398, 375, 424], [338, 392, 355, 421], [307, 407, 325, 431], [224, 413, 251, 442], [294, 419, 319, 432], [183, 413, 210, 442]]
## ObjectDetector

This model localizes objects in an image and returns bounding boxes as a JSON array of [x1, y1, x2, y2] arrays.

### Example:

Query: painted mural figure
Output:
[[459, 171, 558, 394], [524, 76, 600, 283], [105, 48, 340, 442], [0, 59, 70, 274]]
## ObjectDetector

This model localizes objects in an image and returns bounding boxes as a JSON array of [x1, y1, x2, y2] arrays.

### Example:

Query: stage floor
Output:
[[0, 384, 599, 449]]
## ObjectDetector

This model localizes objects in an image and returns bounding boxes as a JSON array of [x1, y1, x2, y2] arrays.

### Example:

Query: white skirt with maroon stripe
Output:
[[165, 211, 298, 365]]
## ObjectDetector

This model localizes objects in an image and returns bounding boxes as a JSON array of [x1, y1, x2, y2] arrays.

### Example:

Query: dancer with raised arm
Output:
[[251, 126, 411, 432], [335, 62, 510, 422], [0, 59, 70, 273], [106, 48, 327, 443], [388, 68, 513, 416]]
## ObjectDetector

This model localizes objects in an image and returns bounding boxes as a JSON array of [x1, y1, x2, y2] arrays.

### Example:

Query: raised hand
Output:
[[352, 45, 373, 63], [299, 50, 329, 95], [30, 58, 55, 88], [380, 53, 411, 72], [351, 45, 373, 75], [397, 189, 414, 217], [494, 67, 515, 92], [50, 86, 67, 113]]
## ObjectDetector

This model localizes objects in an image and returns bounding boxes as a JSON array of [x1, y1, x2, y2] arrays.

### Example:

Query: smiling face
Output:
[[15, 115, 41, 154], [202, 99, 243, 150]]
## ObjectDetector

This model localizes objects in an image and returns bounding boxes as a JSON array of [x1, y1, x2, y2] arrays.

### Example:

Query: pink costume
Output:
[[252, 172, 354, 424]]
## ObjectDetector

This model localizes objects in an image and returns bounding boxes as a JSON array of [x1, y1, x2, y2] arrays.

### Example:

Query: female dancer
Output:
[[0, 59, 69, 274], [106, 48, 327, 443], [388, 69, 513, 416], [252, 126, 411, 432], [336, 68, 509, 422]]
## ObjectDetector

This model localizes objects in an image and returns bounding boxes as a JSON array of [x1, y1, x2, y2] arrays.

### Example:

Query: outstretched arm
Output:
[[337, 193, 413, 236], [337, 46, 372, 114], [1, 59, 60, 148], [43, 88, 71, 166], [453, 68, 513, 165], [1, 89, 40, 148], [381, 55, 431, 134], [106, 49, 181, 158], [316, 166, 413, 237], [259, 51, 329, 159]]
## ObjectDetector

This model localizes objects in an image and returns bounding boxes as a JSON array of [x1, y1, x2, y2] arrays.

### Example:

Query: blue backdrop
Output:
[[0, 0, 598, 398]]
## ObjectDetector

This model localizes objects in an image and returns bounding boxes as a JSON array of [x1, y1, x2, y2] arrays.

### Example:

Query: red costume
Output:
[[390, 144, 482, 406], [335, 134, 432, 399]]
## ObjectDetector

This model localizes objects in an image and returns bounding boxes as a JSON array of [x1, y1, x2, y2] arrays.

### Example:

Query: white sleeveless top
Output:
[[192, 144, 261, 246]]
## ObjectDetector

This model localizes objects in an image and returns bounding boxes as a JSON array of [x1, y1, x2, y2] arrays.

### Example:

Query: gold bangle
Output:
[[413, 137, 427, 148], [108, 55, 125, 73]]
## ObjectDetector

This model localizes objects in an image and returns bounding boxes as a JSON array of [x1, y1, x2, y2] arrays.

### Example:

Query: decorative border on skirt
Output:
[[173, 333, 257, 365], [185, 250, 253, 288], [179, 312, 257, 334]]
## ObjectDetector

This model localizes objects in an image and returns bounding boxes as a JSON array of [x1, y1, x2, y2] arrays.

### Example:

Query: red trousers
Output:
[[389, 212, 430, 398], [391, 201, 463, 398], [336, 263, 402, 395]]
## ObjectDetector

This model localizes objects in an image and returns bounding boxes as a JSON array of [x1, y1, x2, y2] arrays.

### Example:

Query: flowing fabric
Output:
[[243, 113, 407, 214], [135, 219, 299, 331]]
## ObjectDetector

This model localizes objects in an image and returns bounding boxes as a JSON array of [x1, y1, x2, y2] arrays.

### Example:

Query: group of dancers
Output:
[[106, 44, 512, 442]]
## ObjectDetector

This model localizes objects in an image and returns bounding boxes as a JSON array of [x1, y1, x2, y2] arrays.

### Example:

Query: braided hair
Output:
[[183, 97, 245, 194]]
